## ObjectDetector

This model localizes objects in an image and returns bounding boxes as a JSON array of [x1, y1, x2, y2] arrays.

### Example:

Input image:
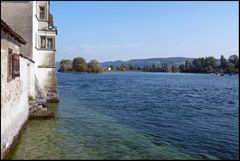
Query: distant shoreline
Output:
[[57, 70, 238, 76]]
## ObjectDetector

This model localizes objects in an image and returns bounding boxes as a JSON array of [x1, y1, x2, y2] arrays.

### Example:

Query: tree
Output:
[[228, 55, 239, 72], [185, 60, 193, 72], [205, 65, 214, 73], [220, 55, 227, 70], [59, 59, 72, 72], [171, 64, 178, 73], [179, 64, 186, 72], [228, 55, 239, 65], [205, 56, 217, 73], [72, 57, 87, 72], [192, 58, 204, 72], [87, 59, 103, 73], [205, 56, 217, 67], [226, 63, 235, 74]]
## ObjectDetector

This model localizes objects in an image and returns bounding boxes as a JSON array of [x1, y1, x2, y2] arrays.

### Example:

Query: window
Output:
[[39, 36, 55, 50], [12, 54, 20, 78], [7, 48, 13, 82], [47, 37, 53, 49], [7, 49, 20, 81], [40, 36, 46, 48], [39, 6, 45, 20]]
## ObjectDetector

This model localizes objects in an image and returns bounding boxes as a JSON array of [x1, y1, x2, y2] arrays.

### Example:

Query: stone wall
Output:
[[1, 38, 34, 159], [36, 67, 58, 101]]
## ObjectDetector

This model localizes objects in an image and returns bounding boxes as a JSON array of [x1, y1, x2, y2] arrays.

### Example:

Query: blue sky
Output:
[[51, 1, 238, 62]]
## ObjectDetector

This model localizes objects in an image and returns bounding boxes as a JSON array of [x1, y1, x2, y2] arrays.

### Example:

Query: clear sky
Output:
[[50, 1, 238, 62]]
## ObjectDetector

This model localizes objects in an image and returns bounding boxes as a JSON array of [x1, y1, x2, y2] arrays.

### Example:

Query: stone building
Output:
[[1, 1, 58, 102], [1, 1, 58, 159], [1, 19, 35, 159]]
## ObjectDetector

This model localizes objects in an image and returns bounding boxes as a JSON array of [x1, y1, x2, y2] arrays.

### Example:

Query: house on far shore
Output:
[[1, 19, 35, 160], [104, 67, 112, 71], [107, 67, 112, 71]]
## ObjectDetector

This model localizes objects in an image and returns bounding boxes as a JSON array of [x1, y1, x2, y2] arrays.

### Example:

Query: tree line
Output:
[[59, 54, 239, 74], [109, 54, 239, 74], [59, 57, 103, 73]]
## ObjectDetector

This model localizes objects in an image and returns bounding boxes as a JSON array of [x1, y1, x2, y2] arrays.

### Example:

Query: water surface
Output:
[[11, 72, 239, 160]]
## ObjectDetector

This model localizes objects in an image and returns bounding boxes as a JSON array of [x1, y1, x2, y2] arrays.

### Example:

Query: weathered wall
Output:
[[35, 29, 58, 100], [1, 1, 33, 59], [1, 38, 34, 159], [36, 51, 56, 66], [36, 68, 57, 98]]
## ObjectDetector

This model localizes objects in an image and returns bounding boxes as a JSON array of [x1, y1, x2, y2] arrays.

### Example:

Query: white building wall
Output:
[[1, 39, 34, 158], [32, 1, 42, 99]]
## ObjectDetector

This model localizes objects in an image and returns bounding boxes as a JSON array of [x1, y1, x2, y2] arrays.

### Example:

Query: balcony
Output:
[[48, 13, 57, 34]]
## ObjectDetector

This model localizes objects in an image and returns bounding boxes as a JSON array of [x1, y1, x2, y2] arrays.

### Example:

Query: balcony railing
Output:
[[48, 13, 57, 34], [48, 25, 57, 30]]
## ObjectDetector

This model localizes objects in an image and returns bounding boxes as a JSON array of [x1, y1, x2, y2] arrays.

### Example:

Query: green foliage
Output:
[[28, 95, 34, 101], [220, 55, 227, 70], [109, 65, 116, 71], [228, 55, 239, 65], [106, 54, 238, 74], [59, 57, 104, 74], [228, 54, 239, 71], [59, 54, 239, 74], [87, 59, 103, 73], [72, 57, 87, 72], [226, 63, 235, 74], [59, 59, 72, 72], [171, 64, 178, 73]]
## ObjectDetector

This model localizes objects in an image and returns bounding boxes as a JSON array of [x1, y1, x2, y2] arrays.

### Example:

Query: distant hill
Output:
[[100, 57, 195, 68]]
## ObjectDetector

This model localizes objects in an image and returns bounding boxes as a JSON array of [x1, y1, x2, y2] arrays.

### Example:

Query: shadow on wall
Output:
[[34, 74, 46, 100]]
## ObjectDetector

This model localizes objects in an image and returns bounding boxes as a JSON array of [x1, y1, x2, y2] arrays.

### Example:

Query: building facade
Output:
[[1, 1, 59, 159], [1, 19, 35, 160], [1, 1, 58, 102]]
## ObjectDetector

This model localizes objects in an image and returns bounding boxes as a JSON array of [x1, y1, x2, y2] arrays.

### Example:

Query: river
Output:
[[11, 72, 239, 160]]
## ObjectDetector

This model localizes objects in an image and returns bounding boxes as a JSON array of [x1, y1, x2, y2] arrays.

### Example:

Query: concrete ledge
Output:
[[47, 98, 59, 103], [29, 111, 55, 119], [37, 65, 56, 68]]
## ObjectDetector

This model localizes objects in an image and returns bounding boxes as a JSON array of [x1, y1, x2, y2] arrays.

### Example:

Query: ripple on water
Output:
[[11, 72, 239, 160]]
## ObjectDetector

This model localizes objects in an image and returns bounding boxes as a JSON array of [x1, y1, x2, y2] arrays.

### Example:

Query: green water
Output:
[[11, 103, 200, 160]]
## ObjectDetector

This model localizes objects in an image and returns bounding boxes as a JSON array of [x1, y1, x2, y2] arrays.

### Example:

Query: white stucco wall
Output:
[[36, 67, 57, 98], [1, 38, 34, 159], [32, 1, 38, 73], [1, 1, 58, 158]]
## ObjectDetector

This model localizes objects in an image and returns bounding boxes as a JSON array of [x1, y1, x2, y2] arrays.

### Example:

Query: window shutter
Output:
[[12, 54, 20, 78], [8, 48, 13, 82]]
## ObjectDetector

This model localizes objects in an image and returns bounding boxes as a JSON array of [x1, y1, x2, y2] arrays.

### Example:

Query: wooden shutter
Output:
[[12, 54, 20, 78], [7, 48, 13, 82]]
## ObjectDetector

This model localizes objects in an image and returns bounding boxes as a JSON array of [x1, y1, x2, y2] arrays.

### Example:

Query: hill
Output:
[[100, 57, 195, 68]]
